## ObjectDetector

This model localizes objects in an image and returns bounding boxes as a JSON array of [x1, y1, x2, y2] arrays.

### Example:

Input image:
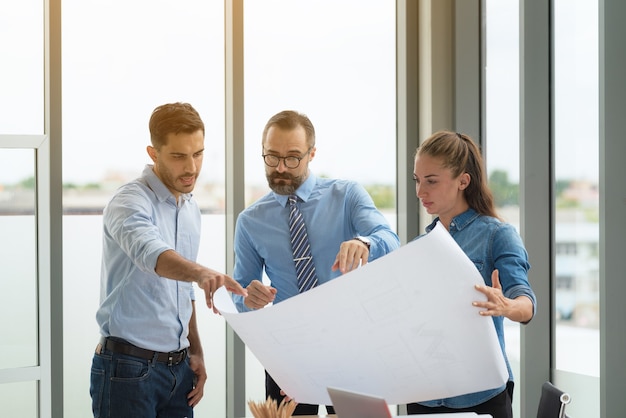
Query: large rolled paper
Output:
[[214, 221, 508, 405]]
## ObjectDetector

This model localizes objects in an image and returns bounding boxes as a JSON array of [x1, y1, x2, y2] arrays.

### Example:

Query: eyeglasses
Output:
[[262, 147, 312, 169]]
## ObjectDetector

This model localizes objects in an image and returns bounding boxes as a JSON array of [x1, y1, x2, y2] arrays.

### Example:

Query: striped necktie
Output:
[[288, 195, 318, 292]]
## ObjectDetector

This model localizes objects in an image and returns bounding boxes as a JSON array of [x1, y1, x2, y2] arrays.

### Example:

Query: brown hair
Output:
[[148, 102, 205, 149], [416, 130, 499, 219], [261, 110, 316, 148]]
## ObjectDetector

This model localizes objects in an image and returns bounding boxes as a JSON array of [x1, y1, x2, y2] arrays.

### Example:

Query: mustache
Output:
[[270, 173, 293, 181]]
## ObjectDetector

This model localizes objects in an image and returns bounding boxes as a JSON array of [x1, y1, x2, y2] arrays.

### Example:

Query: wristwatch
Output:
[[354, 236, 371, 250]]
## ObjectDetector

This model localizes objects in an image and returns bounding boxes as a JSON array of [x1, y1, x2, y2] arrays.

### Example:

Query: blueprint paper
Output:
[[214, 221, 508, 405]]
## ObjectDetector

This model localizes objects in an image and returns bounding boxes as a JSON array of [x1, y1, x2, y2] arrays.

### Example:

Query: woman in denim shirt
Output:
[[407, 131, 537, 418]]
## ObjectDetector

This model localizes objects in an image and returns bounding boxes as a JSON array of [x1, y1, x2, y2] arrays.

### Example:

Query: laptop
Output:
[[327, 387, 485, 418], [327, 387, 393, 418]]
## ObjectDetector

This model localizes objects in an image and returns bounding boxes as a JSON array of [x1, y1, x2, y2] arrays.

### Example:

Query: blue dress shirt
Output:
[[417, 208, 537, 408], [232, 173, 400, 312], [95, 165, 199, 352]]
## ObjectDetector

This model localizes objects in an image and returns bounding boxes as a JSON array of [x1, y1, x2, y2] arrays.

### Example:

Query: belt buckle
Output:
[[167, 350, 182, 366], [165, 349, 186, 366]]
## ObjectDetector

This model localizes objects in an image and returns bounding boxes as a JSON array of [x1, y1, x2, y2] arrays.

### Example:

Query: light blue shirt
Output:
[[232, 173, 400, 312], [417, 208, 536, 409], [96, 165, 198, 352]]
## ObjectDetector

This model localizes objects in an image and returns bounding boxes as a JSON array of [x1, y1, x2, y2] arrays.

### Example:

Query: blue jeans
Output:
[[90, 345, 195, 418]]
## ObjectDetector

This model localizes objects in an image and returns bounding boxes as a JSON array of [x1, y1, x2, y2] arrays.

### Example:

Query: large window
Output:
[[485, 1, 521, 416], [243, 0, 397, 413], [4, 1, 615, 417], [62, 1, 226, 416], [0, 147, 39, 417], [0, 0, 44, 134], [1, 0, 46, 415], [553, 0, 600, 379], [62, 1, 396, 416]]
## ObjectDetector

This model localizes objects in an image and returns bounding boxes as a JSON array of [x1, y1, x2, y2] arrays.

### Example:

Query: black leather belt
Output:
[[100, 337, 188, 366]]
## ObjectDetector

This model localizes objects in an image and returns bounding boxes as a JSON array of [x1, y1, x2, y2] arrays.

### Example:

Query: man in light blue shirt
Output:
[[232, 110, 400, 415], [91, 102, 246, 418]]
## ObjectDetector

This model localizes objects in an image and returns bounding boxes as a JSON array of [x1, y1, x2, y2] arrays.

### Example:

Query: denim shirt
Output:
[[418, 208, 537, 408]]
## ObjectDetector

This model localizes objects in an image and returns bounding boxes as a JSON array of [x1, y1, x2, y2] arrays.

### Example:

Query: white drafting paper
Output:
[[214, 221, 508, 405]]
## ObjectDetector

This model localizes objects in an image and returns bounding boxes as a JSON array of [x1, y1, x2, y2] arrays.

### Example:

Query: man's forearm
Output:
[[187, 301, 204, 357], [155, 249, 203, 284]]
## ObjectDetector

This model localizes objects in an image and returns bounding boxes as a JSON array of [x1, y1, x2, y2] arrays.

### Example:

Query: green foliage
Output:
[[84, 182, 102, 190], [488, 170, 519, 207], [554, 179, 570, 196], [2, 176, 103, 191], [555, 196, 578, 209], [584, 207, 599, 223], [62, 182, 100, 190], [18, 176, 36, 189], [364, 184, 395, 209], [4, 172, 590, 215]]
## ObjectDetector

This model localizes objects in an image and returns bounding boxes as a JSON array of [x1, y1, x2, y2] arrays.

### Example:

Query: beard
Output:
[[266, 171, 306, 195], [153, 163, 197, 196]]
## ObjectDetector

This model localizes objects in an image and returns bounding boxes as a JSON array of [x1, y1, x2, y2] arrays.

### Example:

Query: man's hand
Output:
[[243, 280, 277, 310], [154, 250, 247, 313], [187, 354, 207, 407], [198, 269, 247, 314], [331, 239, 369, 274]]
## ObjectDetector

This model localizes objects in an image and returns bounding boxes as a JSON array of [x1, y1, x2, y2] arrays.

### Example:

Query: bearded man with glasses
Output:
[[231, 110, 400, 416]]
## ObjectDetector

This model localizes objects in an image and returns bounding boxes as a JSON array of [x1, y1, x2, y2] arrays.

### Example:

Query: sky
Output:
[[1, 0, 599, 186]]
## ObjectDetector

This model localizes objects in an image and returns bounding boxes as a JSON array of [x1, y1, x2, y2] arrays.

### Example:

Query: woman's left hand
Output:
[[473, 269, 534, 323], [473, 269, 509, 317]]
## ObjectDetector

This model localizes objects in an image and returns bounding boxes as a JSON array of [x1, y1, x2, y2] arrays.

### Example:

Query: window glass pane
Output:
[[554, 0, 599, 377], [0, 0, 44, 134], [0, 381, 39, 417], [485, 1, 520, 417], [0, 149, 38, 369], [244, 0, 396, 198], [62, 1, 226, 416], [244, 0, 396, 412]]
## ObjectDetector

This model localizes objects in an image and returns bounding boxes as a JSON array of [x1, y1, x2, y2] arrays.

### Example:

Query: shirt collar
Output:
[[274, 172, 317, 207], [143, 164, 193, 204], [426, 208, 479, 233]]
